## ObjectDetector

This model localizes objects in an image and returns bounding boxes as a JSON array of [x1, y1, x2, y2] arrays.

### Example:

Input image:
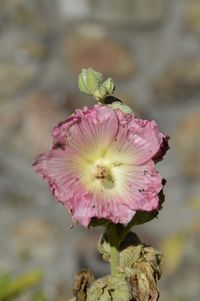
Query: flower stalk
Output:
[[34, 67, 169, 301], [107, 224, 120, 275]]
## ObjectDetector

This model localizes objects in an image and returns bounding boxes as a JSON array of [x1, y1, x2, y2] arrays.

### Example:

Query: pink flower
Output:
[[33, 105, 169, 226]]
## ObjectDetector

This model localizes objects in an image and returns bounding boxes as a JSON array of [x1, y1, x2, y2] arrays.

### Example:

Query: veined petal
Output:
[[133, 118, 169, 164], [110, 111, 168, 165], [123, 160, 163, 211], [33, 149, 81, 206]]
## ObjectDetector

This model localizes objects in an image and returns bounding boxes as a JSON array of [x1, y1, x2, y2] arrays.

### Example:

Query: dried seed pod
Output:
[[87, 275, 131, 301], [73, 268, 95, 301]]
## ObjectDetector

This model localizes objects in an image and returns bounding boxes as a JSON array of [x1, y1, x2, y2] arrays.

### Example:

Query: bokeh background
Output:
[[0, 0, 200, 300]]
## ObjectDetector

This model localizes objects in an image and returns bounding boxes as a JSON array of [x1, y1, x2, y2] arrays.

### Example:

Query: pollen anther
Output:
[[93, 160, 112, 180]]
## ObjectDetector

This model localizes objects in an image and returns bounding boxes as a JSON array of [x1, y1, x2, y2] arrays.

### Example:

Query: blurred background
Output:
[[0, 0, 200, 300]]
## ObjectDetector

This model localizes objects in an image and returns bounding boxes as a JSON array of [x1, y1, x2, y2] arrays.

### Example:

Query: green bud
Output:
[[78, 68, 117, 102], [93, 85, 107, 101], [78, 68, 103, 96], [102, 78, 115, 95], [109, 102, 133, 114]]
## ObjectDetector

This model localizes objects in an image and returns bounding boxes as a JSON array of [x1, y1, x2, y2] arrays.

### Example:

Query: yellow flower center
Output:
[[93, 160, 111, 179], [92, 159, 115, 189]]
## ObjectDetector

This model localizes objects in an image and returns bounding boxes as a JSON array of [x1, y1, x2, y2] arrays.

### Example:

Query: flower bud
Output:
[[102, 78, 115, 95], [78, 68, 103, 96], [78, 68, 117, 102], [93, 85, 107, 101]]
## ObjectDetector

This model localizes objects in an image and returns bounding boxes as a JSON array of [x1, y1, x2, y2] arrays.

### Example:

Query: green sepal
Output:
[[130, 210, 158, 226], [89, 218, 111, 228], [109, 101, 133, 114]]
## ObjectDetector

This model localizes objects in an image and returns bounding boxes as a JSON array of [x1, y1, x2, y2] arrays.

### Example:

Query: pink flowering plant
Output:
[[33, 68, 169, 301]]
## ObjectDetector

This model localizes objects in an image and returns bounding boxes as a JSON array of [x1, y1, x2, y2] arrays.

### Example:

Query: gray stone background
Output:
[[0, 0, 200, 300]]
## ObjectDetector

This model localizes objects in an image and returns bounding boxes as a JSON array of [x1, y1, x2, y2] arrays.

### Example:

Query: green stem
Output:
[[119, 222, 133, 243], [107, 224, 120, 275]]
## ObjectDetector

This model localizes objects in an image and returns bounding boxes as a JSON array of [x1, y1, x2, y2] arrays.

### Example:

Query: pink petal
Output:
[[92, 192, 136, 224], [152, 133, 170, 162], [113, 110, 169, 165], [124, 160, 163, 211], [33, 149, 79, 206], [52, 105, 119, 154], [133, 118, 169, 164], [69, 192, 96, 226]]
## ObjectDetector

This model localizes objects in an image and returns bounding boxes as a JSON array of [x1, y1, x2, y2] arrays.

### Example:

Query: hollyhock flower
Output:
[[33, 105, 169, 227]]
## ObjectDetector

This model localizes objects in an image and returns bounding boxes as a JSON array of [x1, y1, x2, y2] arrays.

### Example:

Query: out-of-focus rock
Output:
[[15, 218, 54, 245], [0, 0, 56, 36], [0, 93, 68, 156], [3, 192, 30, 208], [0, 28, 49, 65], [64, 25, 135, 79], [88, 0, 166, 27], [185, 0, 200, 33], [0, 29, 48, 103], [0, 63, 38, 101], [19, 94, 63, 154], [155, 59, 200, 103], [58, 0, 89, 20], [175, 110, 200, 177], [13, 218, 60, 260], [22, 41, 49, 60]]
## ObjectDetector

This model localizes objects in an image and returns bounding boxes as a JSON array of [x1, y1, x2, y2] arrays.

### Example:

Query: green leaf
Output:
[[0, 273, 11, 299], [0, 270, 43, 300]]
